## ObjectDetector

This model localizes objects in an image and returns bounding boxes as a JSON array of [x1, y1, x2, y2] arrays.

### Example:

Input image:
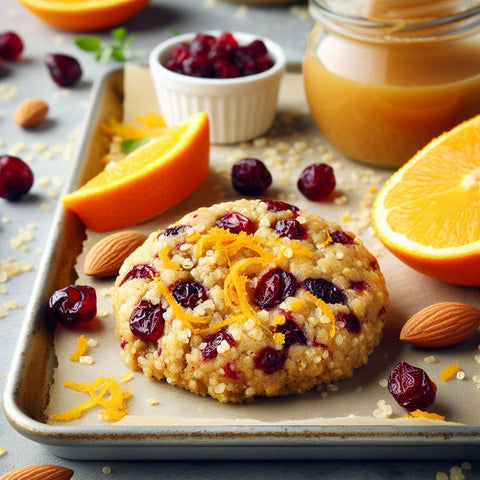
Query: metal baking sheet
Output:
[[3, 67, 480, 461]]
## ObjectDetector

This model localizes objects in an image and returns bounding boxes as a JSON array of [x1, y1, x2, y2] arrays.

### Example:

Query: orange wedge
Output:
[[18, 0, 149, 32], [372, 114, 480, 286], [62, 112, 209, 232]]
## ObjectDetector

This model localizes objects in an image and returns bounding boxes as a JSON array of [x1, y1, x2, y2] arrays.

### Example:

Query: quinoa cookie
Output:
[[113, 199, 389, 403]]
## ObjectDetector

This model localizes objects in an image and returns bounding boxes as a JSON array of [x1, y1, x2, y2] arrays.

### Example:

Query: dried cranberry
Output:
[[254, 347, 286, 374], [276, 316, 307, 346], [171, 280, 207, 309], [254, 268, 297, 309], [231, 158, 272, 195], [45, 53, 82, 87], [274, 218, 307, 240], [302, 278, 346, 304], [350, 280, 370, 293], [223, 362, 238, 379], [48, 285, 96, 328], [0, 32, 24, 61], [160, 225, 187, 236], [388, 361, 437, 411], [297, 163, 336, 201], [120, 264, 156, 285], [330, 230, 354, 245], [0, 155, 34, 200], [336, 311, 361, 334], [200, 330, 235, 361], [216, 211, 255, 235], [265, 200, 299, 217], [129, 299, 165, 341]]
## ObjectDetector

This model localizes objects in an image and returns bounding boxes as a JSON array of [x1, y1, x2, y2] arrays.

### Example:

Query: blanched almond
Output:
[[84, 230, 147, 277], [400, 302, 480, 348], [14, 99, 49, 127], [0, 464, 73, 480]]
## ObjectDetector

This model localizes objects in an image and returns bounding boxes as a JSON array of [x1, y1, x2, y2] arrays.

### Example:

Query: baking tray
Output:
[[3, 67, 480, 460]]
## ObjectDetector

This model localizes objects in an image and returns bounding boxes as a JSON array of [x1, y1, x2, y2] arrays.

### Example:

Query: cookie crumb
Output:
[[102, 466, 112, 474], [424, 355, 437, 364]]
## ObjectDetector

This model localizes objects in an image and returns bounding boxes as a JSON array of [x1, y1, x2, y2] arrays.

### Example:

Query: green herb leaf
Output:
[[121, 138, 151, 154], [111, 26, 126, 43], [170, 29, 181, 36], [74, 36, 102, 52]]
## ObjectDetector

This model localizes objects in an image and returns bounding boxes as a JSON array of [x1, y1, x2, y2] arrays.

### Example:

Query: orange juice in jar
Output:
[[303, 0, 480, 167]]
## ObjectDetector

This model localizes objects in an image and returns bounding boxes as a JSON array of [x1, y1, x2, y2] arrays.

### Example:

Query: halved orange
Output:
[[62, 112, 209, 232], [18, 0, 149, 32], [372, 114, 480, 286]]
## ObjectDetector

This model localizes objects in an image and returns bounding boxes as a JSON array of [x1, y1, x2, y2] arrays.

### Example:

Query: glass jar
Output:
[[303, 0, 480, 167]]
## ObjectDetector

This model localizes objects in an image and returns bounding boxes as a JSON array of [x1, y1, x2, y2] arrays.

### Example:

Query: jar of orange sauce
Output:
[[303, 0, 480, 167]]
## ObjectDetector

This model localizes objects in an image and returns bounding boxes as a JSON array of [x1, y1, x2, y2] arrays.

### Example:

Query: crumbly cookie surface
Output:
[[113, 199, 389, 403]]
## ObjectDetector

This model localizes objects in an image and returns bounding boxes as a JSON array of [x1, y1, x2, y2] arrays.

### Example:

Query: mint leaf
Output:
[[74, 36, 102, 52], [111, 26, 126, 43], [121, 138, 151, 154]]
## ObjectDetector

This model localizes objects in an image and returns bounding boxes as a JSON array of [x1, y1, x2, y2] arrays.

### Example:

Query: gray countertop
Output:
[[0, 0, 479, 478]]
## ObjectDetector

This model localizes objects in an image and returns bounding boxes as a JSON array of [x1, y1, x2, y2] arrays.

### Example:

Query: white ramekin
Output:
[[149, 31, 286, 144]]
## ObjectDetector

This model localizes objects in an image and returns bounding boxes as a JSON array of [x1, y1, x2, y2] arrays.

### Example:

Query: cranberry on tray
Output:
[[0, 155, 34, 200], [45, 53, 82, 87], [231, 158, 272, 195], [0, 31, 24, 61], [165, 31, 274, 79]]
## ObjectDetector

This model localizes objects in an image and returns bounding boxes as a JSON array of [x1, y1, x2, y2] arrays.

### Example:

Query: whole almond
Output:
[[400, 302, 480, 348], [14, 99, 49, 127], [84, 230, 147, 277], [0, 464, 73, 480]]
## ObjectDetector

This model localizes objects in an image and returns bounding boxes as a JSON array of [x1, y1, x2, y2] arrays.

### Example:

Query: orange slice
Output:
[[372, 114, 480, 286], [18, 0, 149, 32], [62, 112, 209, 232]]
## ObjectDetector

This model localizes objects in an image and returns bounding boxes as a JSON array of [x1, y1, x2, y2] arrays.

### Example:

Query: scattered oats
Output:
[[79, 355, 94, 365], [461, 462, 471, 471], [0, 139, 4, 148], [450, 465, 465, 480], [43, 150, 54, 160], [120, 372, 134, 382], [456, 371, 466, 380], [52, 176, 64, 187], [33, 142, 48, 153], [0, 84, 19, 101], [97, 308, 109, 318], [0, 447, 6, 457], [40, 202, 52, 212], [424, 355, 437, 364], [0, 285, 7, 294], [87, 338, 98, 348], [373, 399, 393, 418], [320, 391, 328, 399], [378, 378, 388, 388], [475, 354, 480, 364], [0, 258, 33, 281], [253, 137, 267, 148], [235, 5, 248, 17], [203, 0, 217, 6], [334, 195, 348, 205], [326, 383, 339, 392], [436, 473, 448, 480], [37, 175, 50, 187], [0, 299, 22, 318], [102, 466, 112, 474], [8, 142, 27, 156], [472, 374, 480, 383], [63, 143, 75, 161], [52, 88, 73, 99], [101, 286, 115, 296], [47, 188, 59, 199], [24, 154, 35, 164], [148, 398, 159, 406]]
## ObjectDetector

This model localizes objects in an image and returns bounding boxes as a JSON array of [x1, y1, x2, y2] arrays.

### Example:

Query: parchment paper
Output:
[[46, 65, 480, 428]]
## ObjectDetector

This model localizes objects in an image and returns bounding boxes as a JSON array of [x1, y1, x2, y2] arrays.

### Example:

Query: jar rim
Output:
[[309, 0, 480, 41]]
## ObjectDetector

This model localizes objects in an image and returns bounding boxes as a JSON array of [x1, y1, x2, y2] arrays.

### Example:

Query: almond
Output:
[[0, 464, 73, 480], [14, 99, 49, 127], [400, 301, 480, 348], [84, 230, 147, 277]]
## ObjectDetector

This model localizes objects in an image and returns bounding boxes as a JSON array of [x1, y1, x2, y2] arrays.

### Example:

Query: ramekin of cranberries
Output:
[[149, 31, 286, 144]]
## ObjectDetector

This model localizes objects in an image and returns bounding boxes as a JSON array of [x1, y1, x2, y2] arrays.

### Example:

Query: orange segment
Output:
[[18, 0, 149, 32], [62, 112, 209, 232], [372, 114, 480, 286]]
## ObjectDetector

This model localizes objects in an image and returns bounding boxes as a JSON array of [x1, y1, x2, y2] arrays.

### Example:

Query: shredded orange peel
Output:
[[68, 334, 88, 362], [101, 112, 166, 140], [440, 362, 460, 381], [153, 226, 338, 338], [403, 409, 445, 421], [50, 377, 131, 422]]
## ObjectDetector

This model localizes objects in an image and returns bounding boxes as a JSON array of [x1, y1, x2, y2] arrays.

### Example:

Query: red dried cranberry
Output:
[[274, 218, 307, 240], [302, 278, 346, 304], [48, 285, 96, 328], [0, 32, 24, 61], [200, 330, 235, 361], [120, 264, 156, 285], [223, 362, 238, 380], [45, 53, 82, 87], [171, 280, 207, 309], [330, 230, 354, 245], [276, 316, 307, 346], [297, 163, 336, 201], [254, 347, 286, 374], [160, 224, 187, 236], [129, 299, 165, 341], [254, 268, 297, 309], [0, 155, 34, 200], [216, 211, 255, 235], [336, 311, 361, 334], [265, 200, 299, 217], [350, 280, 370, 293], [231, 158, 272, 195], [388, 361, 437, 411]]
